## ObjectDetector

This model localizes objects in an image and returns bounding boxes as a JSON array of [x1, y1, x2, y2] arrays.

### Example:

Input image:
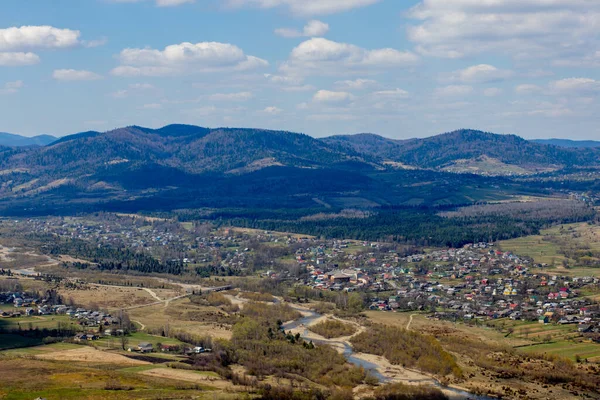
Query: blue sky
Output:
[[1, 0, 599, 139]]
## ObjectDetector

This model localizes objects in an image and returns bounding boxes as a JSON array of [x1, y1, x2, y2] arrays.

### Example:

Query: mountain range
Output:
[[0, 124, 598, 216]]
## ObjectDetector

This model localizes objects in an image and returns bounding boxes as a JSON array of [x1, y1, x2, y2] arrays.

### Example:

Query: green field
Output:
[[500, 223, 600, 277], [520, 341, 600, 362], [488, 318, 579, 341], [485, 318, 600, 362], [501, 234, 566, 266], [95, 331, 186, 350], [0, 341, 80, 355]]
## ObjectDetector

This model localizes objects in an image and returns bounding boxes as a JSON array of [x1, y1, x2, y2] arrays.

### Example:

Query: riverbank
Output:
[[283, 304, 493, 400]]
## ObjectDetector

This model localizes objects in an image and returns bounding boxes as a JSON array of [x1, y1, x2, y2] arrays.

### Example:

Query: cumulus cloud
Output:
[[226, 0, 380, 16], [0, 80, 24, 95], [275, 20, 329, 38], [53, 69, 102, 81], [0, 52, 39, 66], [281, 38, 418, 76], [263, 106, 283, 114], [0, 26, 81, 51], [0, 26, 87, 66], [407, 0, 600, 63], [549, 78, 600, 94], [444, 64, 514, 84], [263, 74, 314, 91], [111, 41, 268, 76], [313, 90, 354, 103]]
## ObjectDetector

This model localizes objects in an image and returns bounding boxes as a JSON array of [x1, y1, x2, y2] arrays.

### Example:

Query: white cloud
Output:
[[372, 88, 410, 98], [281, 38, 418, 76], [549, 78, 600, 94], [407, 0, 600, 63], [554, 51, 600, 68], [515, 84, 542, 94], [335, 79, 377, 90], [208, 91, 254, 101], [111, 0, 194, 6], [502, 100, 574, 118], [226, 0, 380, 16], [0, 52, 39, 66], [111, 90, 129, 98], [275, 20, 329, 38], [281, 84, 315, 92], [0, 80, 24, 95], [129, 83, 154, 90], [111, 41, 268, 77], [483, 87, 503, 97], [263, 106, 283, 114], [83, 37, 108, 48], [262, 73, 314, 91], [156, 0, 194, 5], [434, 85, 473, 97], [444, 64, 513, 83], [0, 26, 81, 51], [313, 90, 354, 103], [53, 69, 102, 81], [0, 26, 95, 66]]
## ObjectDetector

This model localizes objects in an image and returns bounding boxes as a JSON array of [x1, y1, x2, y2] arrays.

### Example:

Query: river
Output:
[[283, 308, 496, 400]]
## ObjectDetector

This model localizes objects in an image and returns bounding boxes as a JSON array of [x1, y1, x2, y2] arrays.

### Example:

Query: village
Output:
[[290, 241, 600, 337], [1, 214, 600, 355]]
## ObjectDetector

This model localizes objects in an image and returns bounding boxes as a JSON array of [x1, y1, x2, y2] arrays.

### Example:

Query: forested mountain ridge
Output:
[[2, 124, 371, 177], [0, 132, 57, 147], [324, 129, 600, 171]]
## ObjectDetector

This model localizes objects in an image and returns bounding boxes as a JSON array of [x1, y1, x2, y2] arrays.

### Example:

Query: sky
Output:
[[1, 0, 599, 140]]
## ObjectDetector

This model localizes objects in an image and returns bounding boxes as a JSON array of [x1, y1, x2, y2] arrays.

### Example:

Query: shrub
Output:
[[309, 319, 357, 339]]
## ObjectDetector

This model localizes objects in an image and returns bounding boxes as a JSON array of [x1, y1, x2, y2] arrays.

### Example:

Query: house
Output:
[[74, 333, 88, 342], [137, 342, 154, 353], [328, 271, 352, 284]]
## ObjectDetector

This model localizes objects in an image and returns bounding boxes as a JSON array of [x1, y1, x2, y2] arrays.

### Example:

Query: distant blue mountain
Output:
[[0, 132, 57, 147], [532, 139, 600, 149]]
